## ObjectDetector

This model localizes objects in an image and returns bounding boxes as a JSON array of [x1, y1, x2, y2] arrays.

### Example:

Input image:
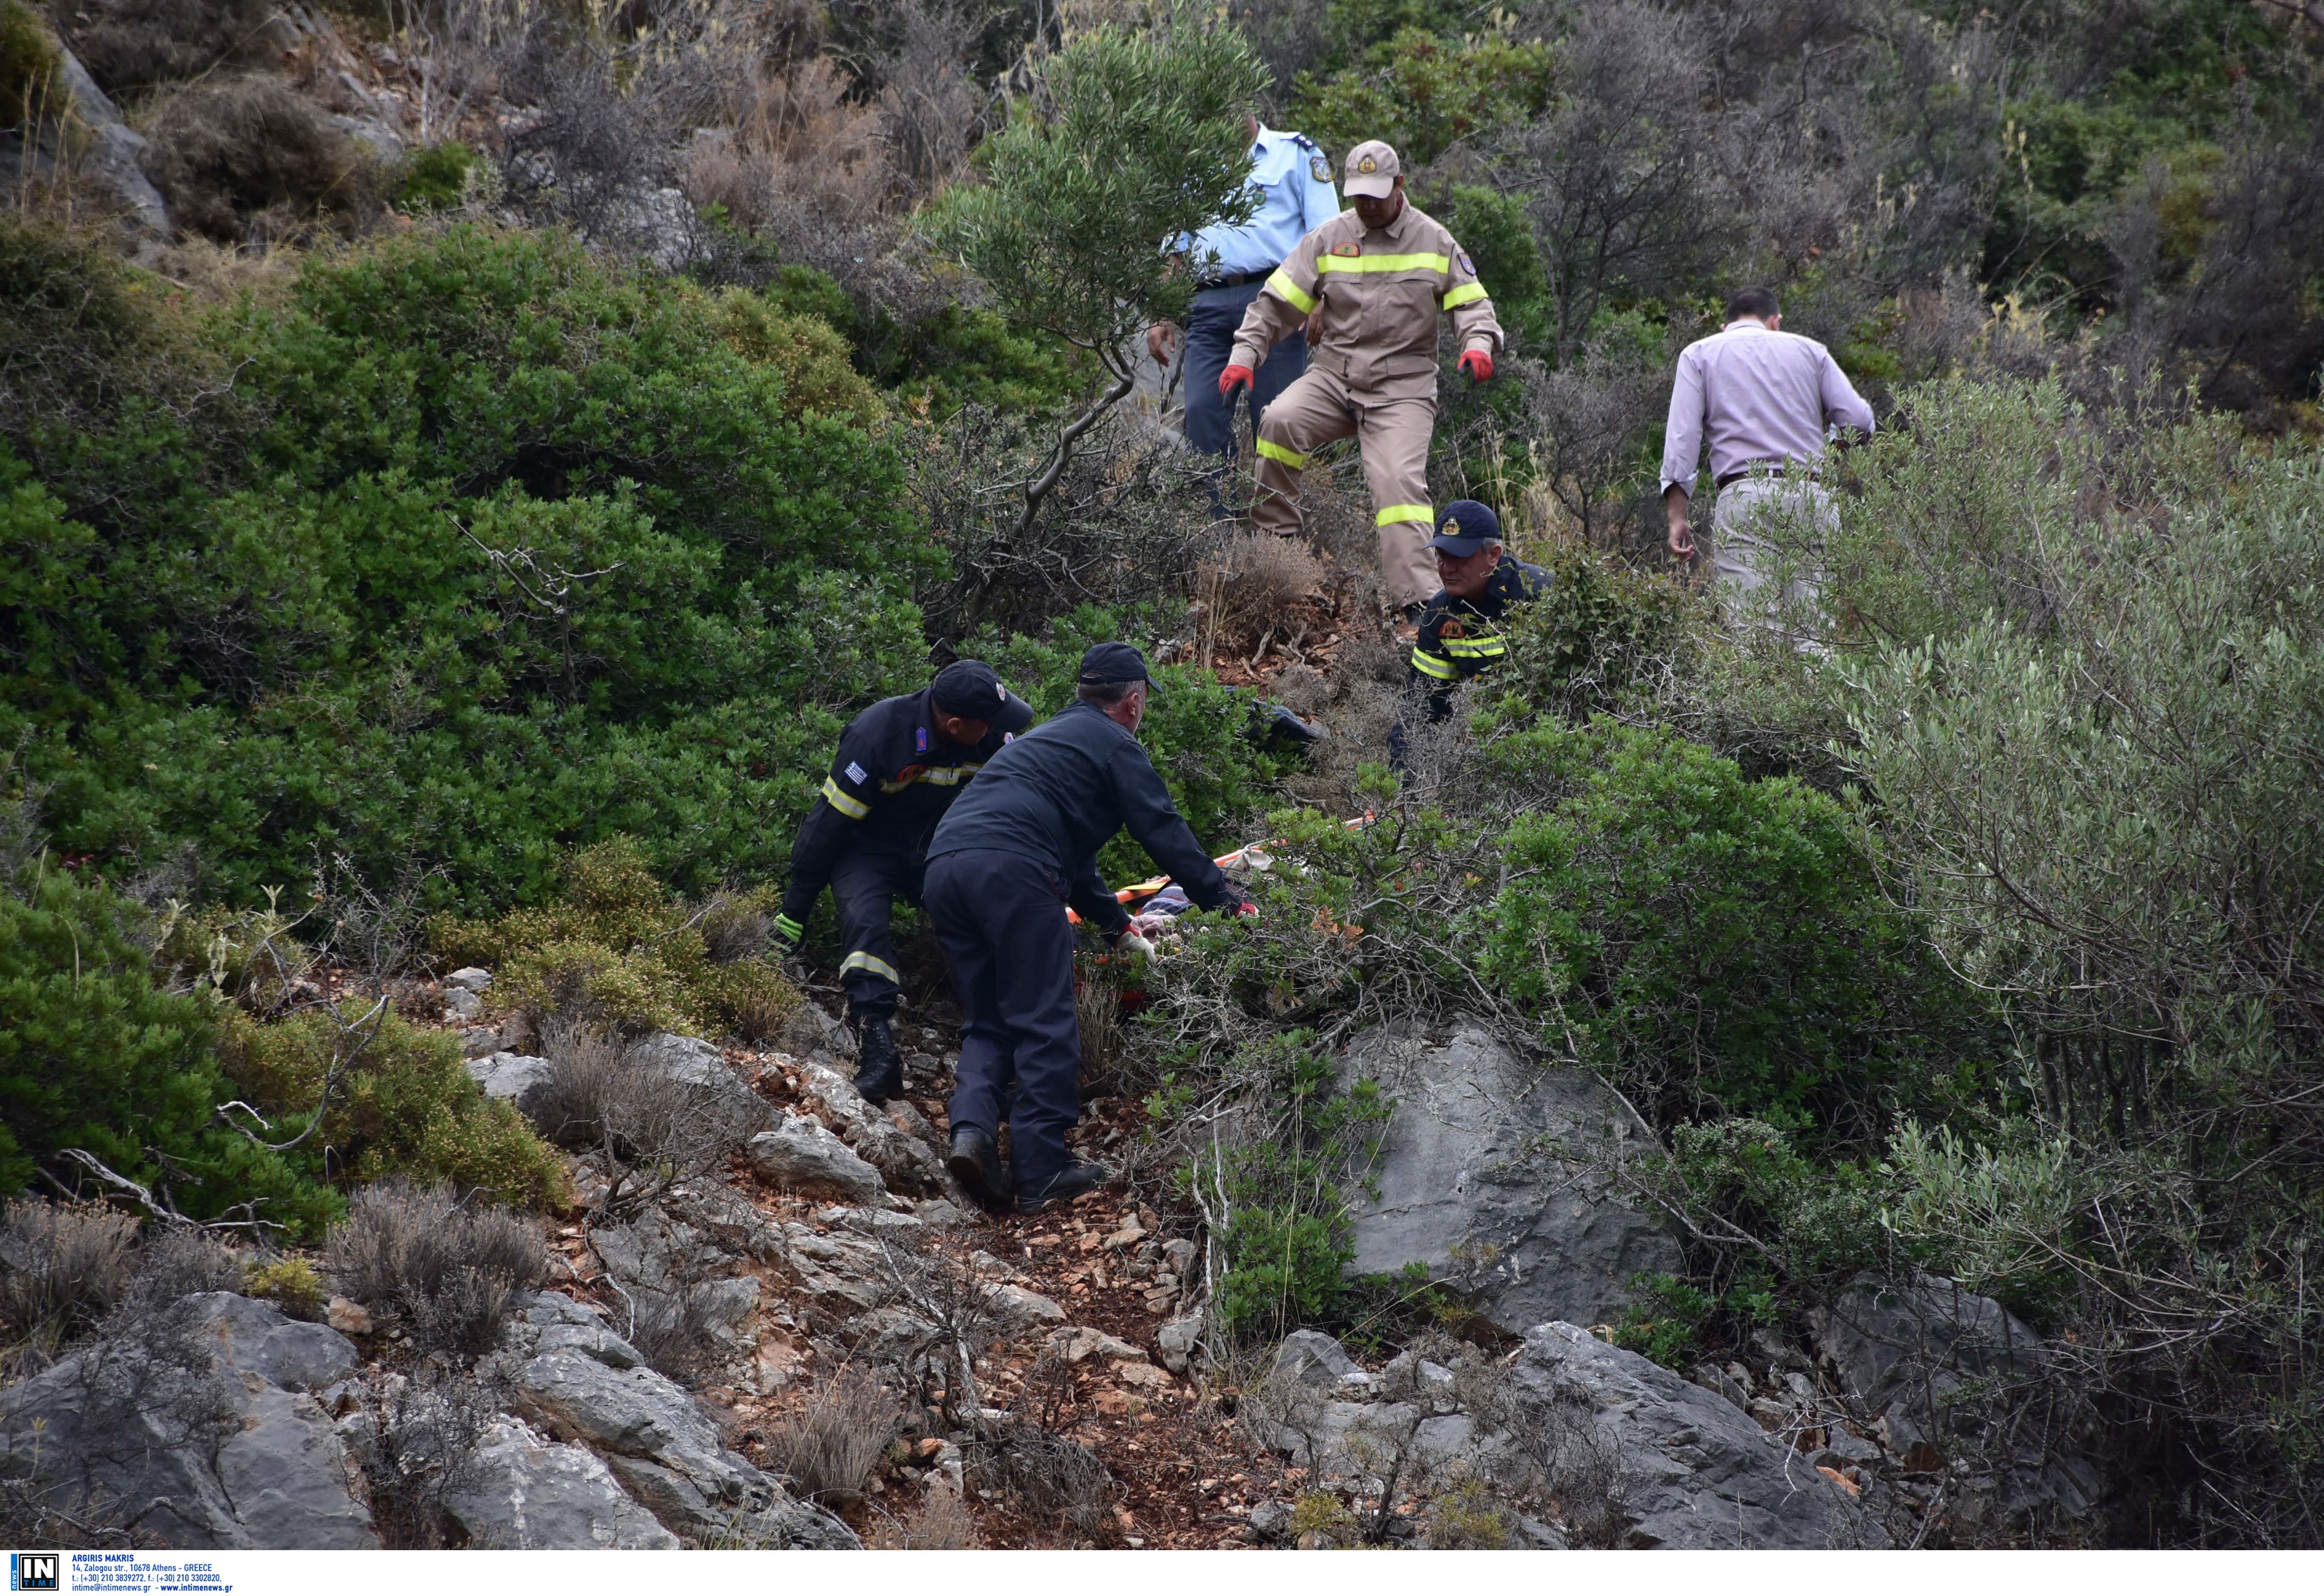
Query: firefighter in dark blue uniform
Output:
[[924, 643, 1252, 1215], [775, 660, 1035, 1104], [1388, 500, 1550, 770]]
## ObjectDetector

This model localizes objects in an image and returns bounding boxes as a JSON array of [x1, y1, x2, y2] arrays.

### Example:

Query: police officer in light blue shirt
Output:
[[1147, 116, 1341, 463]]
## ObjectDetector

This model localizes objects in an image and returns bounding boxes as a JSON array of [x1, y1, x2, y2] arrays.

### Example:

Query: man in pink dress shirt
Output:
[[1660, 287, 1875, 642]]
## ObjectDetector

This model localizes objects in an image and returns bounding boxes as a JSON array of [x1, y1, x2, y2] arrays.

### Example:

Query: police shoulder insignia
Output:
[[1310, 154, 1331, 183], [1331, 242, 1361, 257]]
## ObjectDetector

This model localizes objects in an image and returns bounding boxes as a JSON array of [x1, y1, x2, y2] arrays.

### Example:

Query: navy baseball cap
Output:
[[1425, 500, 1503, 555], [1076, 641, 1154, 687], [931, 659, 1035, 732]]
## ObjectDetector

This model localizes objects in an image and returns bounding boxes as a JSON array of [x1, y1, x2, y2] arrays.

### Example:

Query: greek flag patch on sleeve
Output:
[[844, 762, 868, 785]]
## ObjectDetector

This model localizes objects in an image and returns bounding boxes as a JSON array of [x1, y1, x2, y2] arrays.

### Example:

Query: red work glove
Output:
[[1458, 348, 1494, 385], [1220, 363, 1256, 399], [1234, 898, 1259, 918]]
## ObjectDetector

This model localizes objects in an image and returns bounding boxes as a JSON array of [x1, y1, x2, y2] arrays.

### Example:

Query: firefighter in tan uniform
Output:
[[1220, 139, 1502, 613]]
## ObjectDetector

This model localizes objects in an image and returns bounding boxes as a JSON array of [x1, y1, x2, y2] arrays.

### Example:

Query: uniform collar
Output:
[[1365, 198, 1416, 242]]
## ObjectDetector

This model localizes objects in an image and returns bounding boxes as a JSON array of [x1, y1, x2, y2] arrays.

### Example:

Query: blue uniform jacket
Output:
[[927, 700, 1240, 935], [782, 687, 1014, 922], [1169, 125, 1342, 279]]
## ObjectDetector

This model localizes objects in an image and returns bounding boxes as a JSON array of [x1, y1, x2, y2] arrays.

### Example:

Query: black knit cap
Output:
[[930, 659, 1035, 732], [1424, 500, 1503, 555], [1075, 641, 1154, 687]]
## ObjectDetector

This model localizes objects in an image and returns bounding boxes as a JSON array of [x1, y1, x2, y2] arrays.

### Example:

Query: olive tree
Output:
[[922, 14, 1270, 536]]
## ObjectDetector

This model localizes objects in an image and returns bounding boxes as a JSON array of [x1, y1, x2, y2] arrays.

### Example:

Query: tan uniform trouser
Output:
[[1708, 478, 1837, 654], [1250, 366, 1439, 607]]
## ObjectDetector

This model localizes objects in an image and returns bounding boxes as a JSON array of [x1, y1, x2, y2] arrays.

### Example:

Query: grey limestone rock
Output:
[[445, 1418, 679, 1549], [57, 50, 170, 236], [0, 1293, 375, 1548], [512, 1346, 854, 1545], [1507, 1321, 1855, 1548], [466, 1051, 556, 1118], [1274, 1328, 1356, 1388], [1341, 1023, 1680, 1333], [1820, 1273, 2098, 1520], [447, 967, 494, 992], [748, 1114, 888, 1204], [796, 1060, 949, 1195]]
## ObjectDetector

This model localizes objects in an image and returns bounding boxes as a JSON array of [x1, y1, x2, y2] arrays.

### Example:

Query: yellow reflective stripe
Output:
[[1440, 638, 1507, 658], [1409, 649, 1459, 680], [1316, 252, 1450, 275], [877, 763, 984, 794], [1267, 269, 1318, 314], [820, 777, 870, 820], [1440, 281, 1488, 309], [839, 951, 901, 984], [1255, 438, 1309, 469], [1376, 503, 1433, 526]]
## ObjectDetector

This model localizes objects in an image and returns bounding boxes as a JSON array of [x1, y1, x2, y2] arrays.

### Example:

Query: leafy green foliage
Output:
[[924, 19, 1270, 352], [0, 0, 59, 125], [430, 836, 799, 1040], [3, 227, 932, 910], [1161, 1033, 1386, 1337], [393, 141, 479, 214], [217, 1005, 567, 1209], [0, 864, 334, 1233], [1474, 720, 1981, 1135], [1293, 28, 1553, 172], [1442, 184, 1548, 351]]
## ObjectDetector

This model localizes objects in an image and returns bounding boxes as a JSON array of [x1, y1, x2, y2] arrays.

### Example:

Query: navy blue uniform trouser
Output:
[[1182, 280, 1308, 460], [830, 845, 921, 1022], [924, 848, 1083, 1194]]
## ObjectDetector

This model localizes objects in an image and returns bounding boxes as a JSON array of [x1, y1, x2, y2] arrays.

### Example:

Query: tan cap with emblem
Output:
[[1342, 139, 1401, 199]]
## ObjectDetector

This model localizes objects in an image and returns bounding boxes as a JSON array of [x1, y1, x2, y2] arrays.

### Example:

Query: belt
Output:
[[1194, 265, 1279, 292], [1715, 463, 1819, 490]]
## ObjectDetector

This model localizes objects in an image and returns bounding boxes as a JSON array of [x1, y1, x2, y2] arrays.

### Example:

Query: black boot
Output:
[[851, 1013, 903, 1105], [1015, 1160, 1110, 1216], [946, 1124, 1010, 1212]]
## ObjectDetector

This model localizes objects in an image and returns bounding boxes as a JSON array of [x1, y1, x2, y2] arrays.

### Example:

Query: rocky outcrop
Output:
[[1509, 1322, 1857, 1548], [0, 1293, 375, 1548], [0, 47, 173, 237], [466, 1051, 555, 1118], [1817, 1273, 2099, 1524], [1340, 1024, 1680, 1333], [795, 1060, 950, 1196], [445, 1419, 680, 1549], [748, 1114, 889, 1206], [513, 1344, 853, 1546]]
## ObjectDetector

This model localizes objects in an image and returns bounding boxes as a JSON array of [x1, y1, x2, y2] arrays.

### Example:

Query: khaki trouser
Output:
[[1707, 477, 1837, 652], [1250, 365, 1440, 607]]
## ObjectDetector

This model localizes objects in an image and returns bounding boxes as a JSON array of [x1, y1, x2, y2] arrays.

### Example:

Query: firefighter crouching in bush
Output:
[[1388, 500, 1549, 770], [775, 660, 1036, 1106]]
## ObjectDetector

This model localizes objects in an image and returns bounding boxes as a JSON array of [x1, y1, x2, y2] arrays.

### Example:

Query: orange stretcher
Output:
[[1065, 813, 1373, 925]]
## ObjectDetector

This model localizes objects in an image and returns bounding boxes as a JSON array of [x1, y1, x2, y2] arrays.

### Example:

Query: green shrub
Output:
[[217, 1005, 567, 1210], [0, 0, 59, 126], [431, 836, 799, 1040], [711, 288, 885, 425], [0, 864, 334, 1232], [4, 226, 932, 910], [1292, 28, 1553, 171], [1474, 719, 1981, 1134], [393, 141, 478, 213], [244, 1253, 326, 1318]]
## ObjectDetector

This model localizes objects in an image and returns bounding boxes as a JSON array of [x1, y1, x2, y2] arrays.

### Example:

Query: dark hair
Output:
[[1075, 680, 1143, 709], [1726, 287, 1780, 322]]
